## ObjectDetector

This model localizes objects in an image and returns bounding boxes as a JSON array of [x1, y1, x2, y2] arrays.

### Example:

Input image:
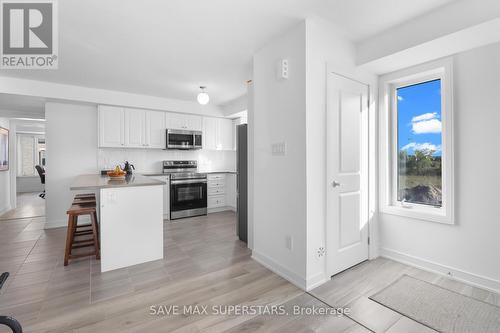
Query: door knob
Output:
[[331, 181, 341, 188]]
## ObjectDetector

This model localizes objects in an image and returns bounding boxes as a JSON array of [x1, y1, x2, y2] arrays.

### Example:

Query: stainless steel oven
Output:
[[163, 161, 207, 220], [166, 129, 202, 150]]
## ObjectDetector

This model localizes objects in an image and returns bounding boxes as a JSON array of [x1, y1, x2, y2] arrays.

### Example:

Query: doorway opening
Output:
[[0, 94, 46, 221]]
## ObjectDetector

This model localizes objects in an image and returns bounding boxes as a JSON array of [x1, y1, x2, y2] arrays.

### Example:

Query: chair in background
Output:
[[35, 165, 45, 199], [0, 272, 23, 333]]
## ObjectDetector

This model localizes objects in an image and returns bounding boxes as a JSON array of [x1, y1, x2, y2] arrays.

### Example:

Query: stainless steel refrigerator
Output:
[[236, 124, 248, 243]]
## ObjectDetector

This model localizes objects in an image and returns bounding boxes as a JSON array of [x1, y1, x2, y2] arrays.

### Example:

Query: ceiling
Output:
[[0, 94, 46, 117], [0, 0, 456, 106]]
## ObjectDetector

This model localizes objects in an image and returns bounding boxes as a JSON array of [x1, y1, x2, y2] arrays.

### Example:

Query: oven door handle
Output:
[[171, 179, 207, 185]]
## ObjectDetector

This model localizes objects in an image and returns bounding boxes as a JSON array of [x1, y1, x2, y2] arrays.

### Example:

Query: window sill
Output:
[[381, 204, 454, 225]]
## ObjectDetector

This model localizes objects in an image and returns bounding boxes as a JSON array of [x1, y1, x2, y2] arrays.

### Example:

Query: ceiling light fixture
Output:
[[197, 86, 210, 105]]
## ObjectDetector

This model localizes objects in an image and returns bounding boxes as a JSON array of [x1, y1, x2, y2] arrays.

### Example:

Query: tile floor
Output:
[[0, 211, 498, 332]]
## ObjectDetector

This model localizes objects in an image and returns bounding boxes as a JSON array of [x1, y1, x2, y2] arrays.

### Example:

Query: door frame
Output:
[[325, 69, 376, 278]]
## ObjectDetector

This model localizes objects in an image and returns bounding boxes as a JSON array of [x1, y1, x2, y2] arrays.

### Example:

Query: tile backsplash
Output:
[[97, 148, 236, 173]]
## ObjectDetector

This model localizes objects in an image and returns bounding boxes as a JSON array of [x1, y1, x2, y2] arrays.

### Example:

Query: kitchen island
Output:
[[70, 174, 165, 272]]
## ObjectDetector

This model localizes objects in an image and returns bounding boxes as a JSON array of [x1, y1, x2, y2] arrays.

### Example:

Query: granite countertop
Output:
[[70, 174, 166, 190]]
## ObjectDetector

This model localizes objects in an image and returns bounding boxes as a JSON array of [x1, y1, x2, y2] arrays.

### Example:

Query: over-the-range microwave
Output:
[[166, 129, 202, 150]]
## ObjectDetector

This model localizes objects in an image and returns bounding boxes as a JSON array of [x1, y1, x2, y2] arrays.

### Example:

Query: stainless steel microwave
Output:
[[166, 129, 202, 150]]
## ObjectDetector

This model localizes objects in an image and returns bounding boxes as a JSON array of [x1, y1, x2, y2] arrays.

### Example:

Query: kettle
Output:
[[123, 161, 135, 175]]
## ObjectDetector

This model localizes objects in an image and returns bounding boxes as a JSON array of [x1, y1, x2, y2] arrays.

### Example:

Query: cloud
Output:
[[412, 112, 438, 122], [397, 96, 403, 101], [412, 118, 442, 134], [401, 142, 441, 153], [411, 112, 442, 134]]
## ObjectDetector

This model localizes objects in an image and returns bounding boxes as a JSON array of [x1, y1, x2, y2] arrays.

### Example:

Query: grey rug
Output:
[[370, 275, 500, 333]]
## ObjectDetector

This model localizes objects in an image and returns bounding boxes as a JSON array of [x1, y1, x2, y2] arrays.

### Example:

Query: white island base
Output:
[[99, 185, 164, 272]]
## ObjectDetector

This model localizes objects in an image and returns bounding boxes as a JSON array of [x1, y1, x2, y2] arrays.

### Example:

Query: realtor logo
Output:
[[1, 0, 58, 69]]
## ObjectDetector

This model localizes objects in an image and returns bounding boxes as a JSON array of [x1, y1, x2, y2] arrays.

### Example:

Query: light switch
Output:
[[277, 59, 289, 80], [271, 142, 287, 156]]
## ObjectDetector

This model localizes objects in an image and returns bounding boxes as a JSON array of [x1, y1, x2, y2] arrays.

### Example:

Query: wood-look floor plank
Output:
[[1, 211, 499, 333]]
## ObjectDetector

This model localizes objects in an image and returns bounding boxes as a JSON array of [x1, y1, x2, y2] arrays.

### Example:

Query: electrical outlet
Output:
[[285, 235, 293, 251], [317, 247, 326, 258]]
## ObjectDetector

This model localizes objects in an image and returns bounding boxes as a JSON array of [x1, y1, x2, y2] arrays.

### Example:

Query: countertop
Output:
[[141, 171, 237, 177], [70, 174, 166, 190]]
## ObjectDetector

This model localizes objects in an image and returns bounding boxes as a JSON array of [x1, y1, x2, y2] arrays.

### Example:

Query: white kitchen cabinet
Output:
[[147, 111, 166, 149], [203, 117, 218, 150], [203, 117, 234, 151], [125, 108, 146, 148], [146, 175, 170, 220], [225, 173, 237, 209], [99, 105, 125, 148], [207, 173, 236, 212], [208, 195, 226, 209], [166, 112, 202, 131], [99, 105, 166, 149]]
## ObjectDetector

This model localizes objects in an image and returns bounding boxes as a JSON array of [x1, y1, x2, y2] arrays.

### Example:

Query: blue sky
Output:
[[397, 79, 442, 156]]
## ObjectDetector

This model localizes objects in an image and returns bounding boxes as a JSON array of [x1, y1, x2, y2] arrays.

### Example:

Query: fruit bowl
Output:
[[107, 170, 126, 179]]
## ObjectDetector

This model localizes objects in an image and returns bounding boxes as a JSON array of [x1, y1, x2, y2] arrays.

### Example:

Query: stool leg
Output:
[[93, 211, 100, 243], [64, 214, 75, 266], [90, 212, 100, 260]]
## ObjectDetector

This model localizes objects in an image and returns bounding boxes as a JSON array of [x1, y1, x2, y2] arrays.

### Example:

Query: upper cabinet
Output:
[[99, 105, 125, 148], [203, 117, 234, 151], [124, 108, 146, 148], [99, 106, 165, 149], [166, 113, 202, 131], [98, 105, 231, 150], [147, 111, 167, 148]]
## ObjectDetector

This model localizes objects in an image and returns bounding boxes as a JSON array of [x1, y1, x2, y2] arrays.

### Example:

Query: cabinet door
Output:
[[219, 119, 234, 150], [225, 173, 237, 209], [203, 117, 218, 150], [165, 113, 186, 130], [99, 105, 125, 148], [147, 111, 166, 149], [125, 108, 146, 148], [185, 114, 203, 131], [146, 175, 170, 219]]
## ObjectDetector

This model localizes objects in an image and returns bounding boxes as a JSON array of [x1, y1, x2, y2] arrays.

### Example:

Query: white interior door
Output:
[[326, 73, 369, 277]]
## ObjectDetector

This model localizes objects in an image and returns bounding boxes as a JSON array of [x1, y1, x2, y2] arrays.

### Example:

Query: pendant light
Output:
[[197, 86, 210, 105]]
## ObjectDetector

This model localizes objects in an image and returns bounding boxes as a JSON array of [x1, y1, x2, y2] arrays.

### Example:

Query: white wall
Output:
[[98, 149, 235, 174], [45, 102, 236, 228], [304, 17, 377, 289], [252, 21, 308, 287], [0, 117, 10, 214], [379, 42, 500, 292], [45, 102, 99, 228], [0, 77, 224, 117], [252, 18, 377, 290]]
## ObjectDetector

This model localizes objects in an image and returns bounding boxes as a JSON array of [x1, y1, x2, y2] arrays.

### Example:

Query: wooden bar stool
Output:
[[72, 194, 97, 237], [64, 200, 100, 266]]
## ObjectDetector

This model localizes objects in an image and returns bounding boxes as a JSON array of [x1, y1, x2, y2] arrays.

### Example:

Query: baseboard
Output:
[[252, 250, 307, 290], [208, 206, 235, 214], [306, 272, 328, 291], [381, 247, 500, 294], [0, 205, 11, 216]]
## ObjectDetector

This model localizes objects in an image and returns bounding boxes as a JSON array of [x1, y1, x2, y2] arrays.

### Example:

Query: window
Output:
[[396, 79, 442, 207], [380, 58, 454, 224], [17, 134, 46, 177]]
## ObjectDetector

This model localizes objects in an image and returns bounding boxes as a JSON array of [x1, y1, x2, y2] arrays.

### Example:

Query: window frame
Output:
[[17, 133, 45, 177], [380, 58, 454, 224]]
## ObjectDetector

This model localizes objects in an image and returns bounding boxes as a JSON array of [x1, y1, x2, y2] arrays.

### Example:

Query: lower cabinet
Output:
[[145, 175, 170, 220], [207, 173, 236, 213]]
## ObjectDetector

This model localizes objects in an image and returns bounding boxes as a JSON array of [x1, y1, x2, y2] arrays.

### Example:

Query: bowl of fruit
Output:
[[107, 166, 127, 179]]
